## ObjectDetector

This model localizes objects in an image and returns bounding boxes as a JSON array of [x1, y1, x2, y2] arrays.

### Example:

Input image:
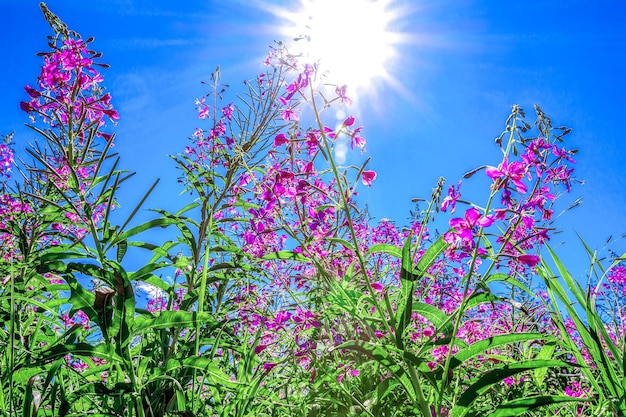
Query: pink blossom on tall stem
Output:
[[486, 158, 529, 193], [335, 84, 352, 106], [440, 181, 461, 213], [292, 308, 321, 331], [0, 143, 14, 178], [281, 107, 299, 121], [444, 207, 494, 246], [361, 170, 376, 186]]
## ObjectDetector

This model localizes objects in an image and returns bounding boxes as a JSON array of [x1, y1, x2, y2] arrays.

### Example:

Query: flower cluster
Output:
[[441, 108, 577, 277], [0, 142, 14, 179], [20, 38, 119, 137]]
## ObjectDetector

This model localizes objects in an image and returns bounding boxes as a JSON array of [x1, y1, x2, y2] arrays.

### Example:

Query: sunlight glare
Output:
[[275, 0, 402, 95]]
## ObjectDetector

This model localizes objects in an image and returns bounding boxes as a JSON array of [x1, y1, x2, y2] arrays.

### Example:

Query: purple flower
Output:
[[517, 254, 540, 267], [263, 362, 277, 372], [362, 170, 377, 187], [444, 207, 494, 245], [486, 158, 529, 193], [335, 84, 352, 106], [0, 144, 14, 178], [281, 108, 299, 121], [343, 115, 355, 127], [441, 181, 461, 213], [292, 308, 321, 331], [274, 133, 289, 147]]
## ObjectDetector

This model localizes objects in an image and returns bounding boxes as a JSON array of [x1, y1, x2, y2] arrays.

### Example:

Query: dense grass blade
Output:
[[332, 340, 417, 401], [412, 302, 454, 336], [165, 357, 238, 388], [451, 359, 578, 416], [367, 243, 402, 259], [448, 333, 553, 370], [396, 233, 417, 347], [489, 395, 585, 417], [133, 311, 219, 332], [415, 235, 449, 276]]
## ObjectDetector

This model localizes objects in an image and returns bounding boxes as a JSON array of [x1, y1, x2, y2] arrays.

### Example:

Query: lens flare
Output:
[[269, 0, 404, 97]]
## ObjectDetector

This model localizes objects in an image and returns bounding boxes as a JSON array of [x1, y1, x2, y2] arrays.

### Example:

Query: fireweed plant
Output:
[[1, 4, 625, 417]]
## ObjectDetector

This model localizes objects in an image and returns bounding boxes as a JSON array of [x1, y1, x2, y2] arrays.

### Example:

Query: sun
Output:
[[269, 0, 403, 97]]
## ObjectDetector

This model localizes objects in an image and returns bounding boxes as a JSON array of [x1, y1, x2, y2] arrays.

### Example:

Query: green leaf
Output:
[[395, 233, 416, 348], [463, 290, 501, 311], [128, 261, 170, 283], [333, 340, 417, 401], [452, 359, 578, 416], [30, 343, 122, 366], [116, 239, 128, 263], [134, 311, 219, 332], [489, 395, 586, 417], [540, 251, 624, 403], [64, 275, 98, 323], [484, 273, 535, 298], [412, 302, 454, 335], [109, 217, 180, 247], [533, 342, 557, 386], [262, 250, 312, 262], [112, 263, 135, 350], [415, 235, 449, 276], [165, 356, 237, 388], [367, 243, 402, 259], [449, 333, 552, 370], [326, 237, 355, 251]]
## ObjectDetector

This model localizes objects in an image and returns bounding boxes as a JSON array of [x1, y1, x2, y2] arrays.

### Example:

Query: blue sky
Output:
[[1, 0, 625, 279]]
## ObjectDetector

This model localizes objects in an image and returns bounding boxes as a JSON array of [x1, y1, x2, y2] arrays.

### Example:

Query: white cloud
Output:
[[135, 281, 166, 299]]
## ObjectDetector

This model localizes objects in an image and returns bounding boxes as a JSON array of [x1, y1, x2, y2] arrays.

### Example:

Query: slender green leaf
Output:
[[484, 273, 535, 298], [262, 250, 312, 263], [413, 302, 454, 335], [452, 359, 578, 415], [489, 395, 586, 417], [29, 343, 122, 365], [415, 235, 449, 276], [367, 243, 402, 259], [134, 311, 219, 332], [449, 333, 552, 369], [533, 342, 557, 386], [165, 357, 238, 388], [109, 217, 180, 247]]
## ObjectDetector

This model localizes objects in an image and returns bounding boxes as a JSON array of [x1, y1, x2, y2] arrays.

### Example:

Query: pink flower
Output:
[[335, 84, 352, 106], [441, 181, 461, 213], [292, 308, 321, 330], [351, 134, 366, 149], [221, 103, 233, 121], [0, 144, 14, 178], [263, 362, 277, 372], [517, 254, 540, 267], [273, 133, 289, 147], [281, 108, 299, 121], [370, 282, 384, 293], [486, 158, 529, 193], [337, 364, 360, 384], [362, 170, 377, 187], [444, 207, 494, 245]]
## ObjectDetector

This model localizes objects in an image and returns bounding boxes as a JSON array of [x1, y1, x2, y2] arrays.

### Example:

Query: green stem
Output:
[[308, 82, 391, 333], [437, 113, 520, 412]]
